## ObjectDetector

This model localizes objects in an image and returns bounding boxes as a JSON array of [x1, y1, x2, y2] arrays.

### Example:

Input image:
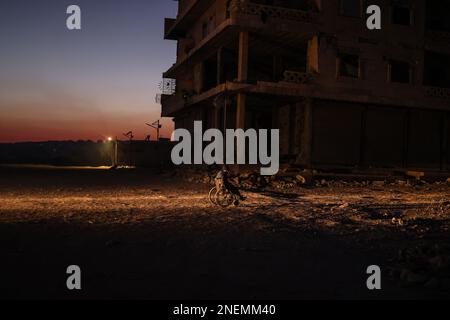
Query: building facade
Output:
[[162, 0, 450, 171]]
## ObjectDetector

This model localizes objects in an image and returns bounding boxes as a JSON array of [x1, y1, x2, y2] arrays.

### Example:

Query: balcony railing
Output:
[[427, 30, 450, 43], [425, 86, 450, 99], [282, 71, 312, 84], [231, 0, 317, 23]]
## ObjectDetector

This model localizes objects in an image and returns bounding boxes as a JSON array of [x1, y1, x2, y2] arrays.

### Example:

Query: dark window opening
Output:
[[338, 53, 360, 78], [389, 60, 411, 84], [202, 58, 218, 92], [424, 52, 450, 88], [248, 54, 273, 83], [340, 0, 361, 17], [426, 2, 450, 32], [392, 6, 411, 26]]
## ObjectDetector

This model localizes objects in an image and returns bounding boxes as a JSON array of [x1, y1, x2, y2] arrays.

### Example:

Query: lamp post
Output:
[[108, 137, 118, 168]]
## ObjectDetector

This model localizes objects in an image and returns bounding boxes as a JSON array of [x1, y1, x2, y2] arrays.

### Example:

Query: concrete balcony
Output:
[[161, 93, 187, 117], [164, 18, 177, 40], [425, 86, 450, 100], [281, 70, 313, 84], [164, 0, 212, 40], [425, 30, 450, 56], [427, 30, 450, 43], [231, 0, 318, 24]]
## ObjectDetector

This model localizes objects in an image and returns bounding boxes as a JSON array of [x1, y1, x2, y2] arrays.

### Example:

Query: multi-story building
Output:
[[162, 0, 450, 171]]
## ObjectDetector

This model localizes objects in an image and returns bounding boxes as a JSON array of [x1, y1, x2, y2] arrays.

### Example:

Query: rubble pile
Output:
[[170, 166, 310, 190], [170, 166, 450, 191]]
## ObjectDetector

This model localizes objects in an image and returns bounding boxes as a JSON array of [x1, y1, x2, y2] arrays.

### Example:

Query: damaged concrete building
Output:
[[161, 0, 450, 171]]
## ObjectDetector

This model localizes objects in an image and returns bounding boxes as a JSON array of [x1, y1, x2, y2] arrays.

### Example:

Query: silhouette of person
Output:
[[215, 166, 246, 201]]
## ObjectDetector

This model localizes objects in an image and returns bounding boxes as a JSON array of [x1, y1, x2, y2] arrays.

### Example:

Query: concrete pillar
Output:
[[238, 31, 249, 82], [212, 102, 221, 129], [402, 109, 411, 168], [279, 105, 291, 155], [307, 35, 320, 74], [236, 93, 246, 129], [217, 47, 223, 86], [236, 31, 249, 130], [300, 98, 313, 168], [273, 55, 283, 81], [313, 0, 322, 11], [442, 113, 448, 171], [194, 62, 204, 93]]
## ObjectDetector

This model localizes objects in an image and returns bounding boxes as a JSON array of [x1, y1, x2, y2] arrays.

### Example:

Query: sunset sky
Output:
[[0, 0, 177, 142]]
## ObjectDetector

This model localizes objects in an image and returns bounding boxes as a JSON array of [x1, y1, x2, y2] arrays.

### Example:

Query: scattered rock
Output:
[[295, 175, 306, 184], [338, 203, 350, 209], [391, 217, 405, 226], [406, 171, 425, 181], [372, 180, 385, 187]]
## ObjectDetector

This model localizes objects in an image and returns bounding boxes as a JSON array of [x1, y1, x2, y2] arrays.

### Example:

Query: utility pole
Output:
[[123, 131, 134, 167], [114, 136, 118, 167], [146, 120, 162, 141]]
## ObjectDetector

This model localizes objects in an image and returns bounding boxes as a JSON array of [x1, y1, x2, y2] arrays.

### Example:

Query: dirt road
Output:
[[0, 166, 449, 299]]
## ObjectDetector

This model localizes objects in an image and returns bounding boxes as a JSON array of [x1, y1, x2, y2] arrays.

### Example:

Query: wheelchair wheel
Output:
[[209, 187, 218, 205], [216, 188, 234, 207]]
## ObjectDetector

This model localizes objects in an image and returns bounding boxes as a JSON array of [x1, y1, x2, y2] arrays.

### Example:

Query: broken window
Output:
[[338, 53, 360, 78], [340, 0, 361, 17], [391, 5, 412, 26], [389, 60, 411, 84]]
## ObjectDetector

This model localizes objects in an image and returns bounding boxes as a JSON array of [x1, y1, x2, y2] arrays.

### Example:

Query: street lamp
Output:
[[107, 137, 118, 168]]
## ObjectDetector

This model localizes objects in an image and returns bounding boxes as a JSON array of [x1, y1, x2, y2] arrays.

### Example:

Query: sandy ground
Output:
[[0, 166, 449, 300]]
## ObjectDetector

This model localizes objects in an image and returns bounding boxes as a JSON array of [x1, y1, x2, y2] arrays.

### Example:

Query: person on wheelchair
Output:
[[215, 166, 246, 201]]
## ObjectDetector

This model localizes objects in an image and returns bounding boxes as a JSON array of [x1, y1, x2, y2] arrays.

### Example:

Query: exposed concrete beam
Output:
[[301, 98, 313, 168], [236, 31, 249, 130], [307, 35, 319, 73], [236, 93, 246, 129], [217, 47, 223, 86], [238, 31, 249, 82]]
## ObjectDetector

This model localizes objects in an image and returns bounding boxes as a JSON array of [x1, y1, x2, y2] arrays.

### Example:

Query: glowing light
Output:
[[107, 137, 113, 142]]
